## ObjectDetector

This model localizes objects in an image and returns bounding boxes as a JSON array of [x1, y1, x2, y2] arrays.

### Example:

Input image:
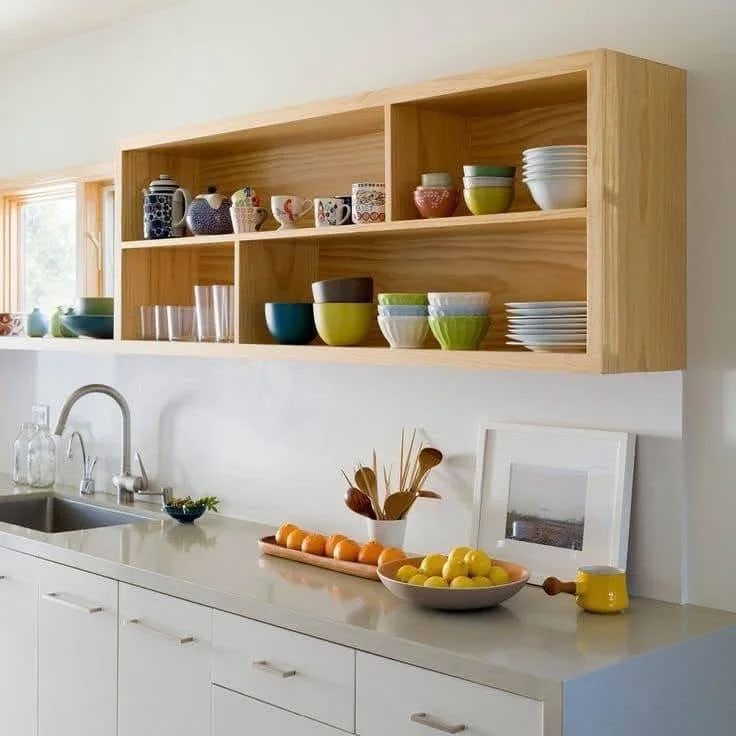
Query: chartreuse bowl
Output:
[[463, 186, 514, 215], [377, 293, 428, 306], [313, 303, 373, 346], [429, 315, 490, 350]]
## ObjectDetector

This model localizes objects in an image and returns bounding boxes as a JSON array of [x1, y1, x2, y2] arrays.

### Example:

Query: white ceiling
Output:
[[0, 0, 185, 57]]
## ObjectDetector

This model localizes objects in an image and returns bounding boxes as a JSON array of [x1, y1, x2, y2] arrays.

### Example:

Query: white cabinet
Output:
[[0, 548, 38, 736], [213, 610, 355, 732], [213, 685, 346, 736], [38, 560, 117, 736], [357, 652, 544, 736], [118, 583, 212, 736]]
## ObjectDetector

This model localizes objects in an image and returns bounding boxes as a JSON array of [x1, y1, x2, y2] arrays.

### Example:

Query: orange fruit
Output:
[[325, 533, 347, 557], [301, 533, 327, 556], [358, 540, 384, 565], [378, 547, 407, 566], [275, 523, 299, 547], [333, 538, 360, 562], [286, 529, 309, 550]]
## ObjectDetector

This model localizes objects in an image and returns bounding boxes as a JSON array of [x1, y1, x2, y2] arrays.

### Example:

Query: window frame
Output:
[[0, 163, 114, 312]]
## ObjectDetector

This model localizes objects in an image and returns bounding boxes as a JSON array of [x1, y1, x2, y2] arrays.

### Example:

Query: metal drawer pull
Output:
[[411, 713, 466, 734], [43, 592, 103, 614], [124, 618, 194, 645], [252, 660, 297, 678]]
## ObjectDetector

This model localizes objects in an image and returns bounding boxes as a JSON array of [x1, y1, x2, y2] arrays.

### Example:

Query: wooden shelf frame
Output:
[[1, 50, 685, 374]]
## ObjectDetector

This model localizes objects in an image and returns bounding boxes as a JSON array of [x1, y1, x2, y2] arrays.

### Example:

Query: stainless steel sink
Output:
[[0, 494, 150, 533]]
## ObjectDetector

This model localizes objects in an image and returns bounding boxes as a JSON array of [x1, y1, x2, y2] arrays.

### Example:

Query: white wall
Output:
[[1, 0, 731, 608]]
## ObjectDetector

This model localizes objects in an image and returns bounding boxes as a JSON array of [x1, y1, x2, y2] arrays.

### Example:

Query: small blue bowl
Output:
[[265, 302, 317, 345], [428, 305, 489, 318], [164, 504, 206, 524], [61, 314, 114, 339], [377, 304, 429, 317]]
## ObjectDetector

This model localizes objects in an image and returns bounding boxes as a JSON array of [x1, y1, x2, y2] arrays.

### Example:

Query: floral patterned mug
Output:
[[352, 182, 386, 224], [271, 195, 313, 230]]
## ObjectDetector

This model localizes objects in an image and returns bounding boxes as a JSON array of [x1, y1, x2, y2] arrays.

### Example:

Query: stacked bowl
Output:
[[62, 297, 114, 339], [377, 293, 429, 349], [312, 277, 374, 346], [462, 165, 516, 215], [428, 292, 491, 350], [522, 146, 587, 210]]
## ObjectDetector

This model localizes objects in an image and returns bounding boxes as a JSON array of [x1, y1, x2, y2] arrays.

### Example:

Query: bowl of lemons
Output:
[[377, 547, 529, 611]]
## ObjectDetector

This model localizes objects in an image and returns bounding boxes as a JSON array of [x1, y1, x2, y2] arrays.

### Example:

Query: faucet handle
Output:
[[135, 451, 149, 491]]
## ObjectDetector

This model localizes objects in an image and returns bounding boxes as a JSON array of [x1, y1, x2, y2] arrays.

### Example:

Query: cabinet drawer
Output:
[[356, 653, 543, 736], [213, 685, 347, 736], [213, 610, 354, 731]]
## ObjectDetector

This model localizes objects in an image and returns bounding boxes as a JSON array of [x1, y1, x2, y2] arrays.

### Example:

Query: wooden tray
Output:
[[258, 535, 379, 580]]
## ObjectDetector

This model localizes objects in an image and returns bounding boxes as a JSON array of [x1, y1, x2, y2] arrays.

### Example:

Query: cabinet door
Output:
[[213, 685, 346, 736], [38, 560, 117, 736], [118, 583, 212, 736], [0, 548, 38, 736]]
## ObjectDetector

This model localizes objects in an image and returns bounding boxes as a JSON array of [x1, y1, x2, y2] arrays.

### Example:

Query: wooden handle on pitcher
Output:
[[543, 577, 577, 596]]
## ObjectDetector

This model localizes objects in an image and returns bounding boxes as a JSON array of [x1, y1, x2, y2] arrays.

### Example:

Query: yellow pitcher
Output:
[[543, 566, 629, 613]]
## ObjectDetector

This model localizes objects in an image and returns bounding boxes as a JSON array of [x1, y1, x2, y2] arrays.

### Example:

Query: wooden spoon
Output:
[[345, 487, 376, 519], [409, 447, 443, 491], [383, 491, 416, 521], [355, 466, 382, 519]]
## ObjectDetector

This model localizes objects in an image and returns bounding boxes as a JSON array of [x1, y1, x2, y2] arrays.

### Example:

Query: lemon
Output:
[[488, 566, 511, 586], [396, 564, 420, 583], [420, 554, 448, 577], [471, 576, 491, 588], [447, 546, 472, 565], [408, 573, 428, 586], [442, 559, 469, 581], [464, 549, 492, 577], [450, 576, 474, 589], [424, 576, 449, 588]]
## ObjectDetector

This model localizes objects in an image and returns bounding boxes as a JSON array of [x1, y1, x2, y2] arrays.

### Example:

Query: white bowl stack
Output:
[[522, 145, 587, 210], [505, 301, 587, 352]]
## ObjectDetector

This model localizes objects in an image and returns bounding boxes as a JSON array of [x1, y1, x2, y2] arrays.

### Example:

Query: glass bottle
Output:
[[12, 422, 37, 485], [28, 405, 56, 489]]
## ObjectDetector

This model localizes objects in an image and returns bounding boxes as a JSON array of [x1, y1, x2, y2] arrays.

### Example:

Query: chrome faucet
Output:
[[66, 430, 97, 496], [53, 384, 149, 504]]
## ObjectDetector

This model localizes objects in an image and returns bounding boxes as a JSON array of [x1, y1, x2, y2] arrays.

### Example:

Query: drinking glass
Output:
[[166, 306, 196, 342], [154, 305, 169, 341], [194, 285, 216, 342], [213, 285, 234, 343], [139, 306, 156, 340]]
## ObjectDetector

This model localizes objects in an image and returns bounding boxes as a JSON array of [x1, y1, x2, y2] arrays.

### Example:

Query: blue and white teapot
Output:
[[142, 174, 192, 239]]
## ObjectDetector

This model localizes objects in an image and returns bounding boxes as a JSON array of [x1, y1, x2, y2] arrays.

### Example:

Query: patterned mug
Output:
[[314, 197, 351, 228], [271, 195, 313, 230], [230, 205, 268, 233], [352, 182, 386, 224]]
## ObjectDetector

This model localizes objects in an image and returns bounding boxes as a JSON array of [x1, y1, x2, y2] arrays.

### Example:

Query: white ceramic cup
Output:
[[314, 197, 351, 227], [271, 195, 313, 230], [366, 518, 407, 548]]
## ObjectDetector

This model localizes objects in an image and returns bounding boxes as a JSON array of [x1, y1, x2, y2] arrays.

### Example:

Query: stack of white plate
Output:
[[505, 301, 586, 352], [522, 145, 587, 210]]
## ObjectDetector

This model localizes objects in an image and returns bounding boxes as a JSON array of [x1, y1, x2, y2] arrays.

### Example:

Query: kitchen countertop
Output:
[[0, 478, 733, 706]]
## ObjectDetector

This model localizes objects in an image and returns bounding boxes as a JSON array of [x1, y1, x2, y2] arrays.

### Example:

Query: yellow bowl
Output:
[[463, 186, 514, 215], [313, 302, 373, 346]]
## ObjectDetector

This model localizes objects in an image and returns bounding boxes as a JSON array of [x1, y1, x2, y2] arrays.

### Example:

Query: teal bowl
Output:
[[61, 314, 114, 339], [76, 297, 114, 316], [265, 302, 317, 345], [429, 316, 490, 350]]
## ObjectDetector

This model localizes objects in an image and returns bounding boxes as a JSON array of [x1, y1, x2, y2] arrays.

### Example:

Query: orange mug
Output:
[[543, 566, 629, 614]]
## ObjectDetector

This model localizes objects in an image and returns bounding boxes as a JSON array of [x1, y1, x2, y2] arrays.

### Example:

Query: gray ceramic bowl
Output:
[[312, 276, 374, 303]]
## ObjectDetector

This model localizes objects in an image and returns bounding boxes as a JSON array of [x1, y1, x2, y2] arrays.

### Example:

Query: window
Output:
[[0, 165, 114, 314]]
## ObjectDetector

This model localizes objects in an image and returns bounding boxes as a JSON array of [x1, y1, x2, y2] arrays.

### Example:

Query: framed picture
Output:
[[471, 423, 635, 584]]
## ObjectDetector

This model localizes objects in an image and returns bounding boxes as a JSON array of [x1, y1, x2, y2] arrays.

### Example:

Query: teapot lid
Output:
[[195, 186, 228, 208], [149, 174, 179, 188]]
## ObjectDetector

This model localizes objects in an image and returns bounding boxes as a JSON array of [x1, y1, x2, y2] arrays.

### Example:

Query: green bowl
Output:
[[463, 186, 514, 215], [313, 302, 373, 346], [377, 293, 428, 306], [76, 297, 114, 316], [463, 165, 516, 178], [429, 316, 490, 350]]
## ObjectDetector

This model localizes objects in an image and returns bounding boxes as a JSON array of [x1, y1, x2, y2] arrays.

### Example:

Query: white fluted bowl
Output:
[[378, 315, 429, 348]]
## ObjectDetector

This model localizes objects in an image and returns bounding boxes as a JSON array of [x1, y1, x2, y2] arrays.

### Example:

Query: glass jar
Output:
[[12, 422, 37, 485], [28, 405, 56, 489]]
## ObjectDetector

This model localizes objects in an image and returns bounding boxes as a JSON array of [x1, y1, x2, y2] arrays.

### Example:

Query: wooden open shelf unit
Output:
[[46, 49, 683, 373]]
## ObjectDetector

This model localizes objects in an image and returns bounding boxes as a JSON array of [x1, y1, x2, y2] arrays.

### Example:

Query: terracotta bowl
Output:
[[413, 187, 459, 218]]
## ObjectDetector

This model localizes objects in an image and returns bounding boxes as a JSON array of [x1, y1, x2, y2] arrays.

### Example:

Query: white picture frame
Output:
[[471, 423, 635, 585]]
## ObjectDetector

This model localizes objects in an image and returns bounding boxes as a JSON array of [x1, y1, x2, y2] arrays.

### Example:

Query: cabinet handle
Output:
[[124, 617, 195, 645], [252, 660, 297, 678], [43, 592, 103, 614], [410, 713, 466, 734]]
